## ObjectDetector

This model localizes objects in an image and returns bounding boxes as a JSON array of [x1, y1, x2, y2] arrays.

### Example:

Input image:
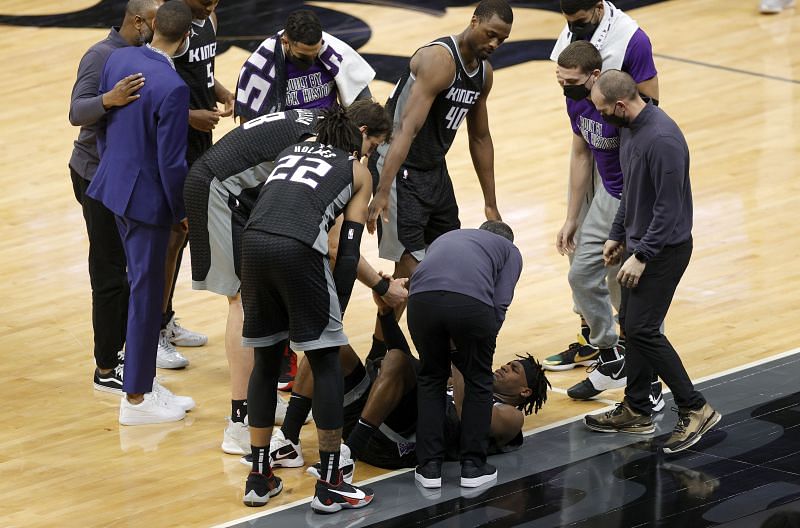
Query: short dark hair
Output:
[[285, 9, 323, 45], [315, 107, 363, 157], [479, 220, 514, 242], [594, 69, 638, 104], [557, 41, 602, 73], [345, 100, 393, 143], [154, 0, 191, 43], [474, 0, 513, 24], [560, 0, 602, 16]]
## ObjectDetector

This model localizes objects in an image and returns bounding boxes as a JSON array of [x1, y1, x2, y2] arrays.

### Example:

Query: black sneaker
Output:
[[567, 352, 626, 400], [460, 460, 497, 488], [414, 460, 442, 489], [243, 471, 283, 507], [93, 365, 124, 395], [277, 346, 297, 392], [651, 380, 665, 412], [542, 342, 599, 371], [310, 476, 374, 514]]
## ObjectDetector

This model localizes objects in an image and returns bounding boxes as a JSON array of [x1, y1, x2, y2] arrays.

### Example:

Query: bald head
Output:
[[593, 69, 638, 105], [126, 0, 161, 16]]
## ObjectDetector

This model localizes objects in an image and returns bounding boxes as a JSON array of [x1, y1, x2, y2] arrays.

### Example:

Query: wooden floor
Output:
[[0, 0, 798, 526]]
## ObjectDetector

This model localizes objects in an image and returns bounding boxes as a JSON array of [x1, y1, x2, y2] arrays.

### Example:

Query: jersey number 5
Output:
[[266, 155, 332, 189]]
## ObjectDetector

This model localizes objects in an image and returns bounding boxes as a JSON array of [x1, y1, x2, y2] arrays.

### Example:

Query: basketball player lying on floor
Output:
[[242, 290, 550, 478]]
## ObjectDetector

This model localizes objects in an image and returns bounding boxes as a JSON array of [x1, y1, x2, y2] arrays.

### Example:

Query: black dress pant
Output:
[[71, 169, 128, 369], [620, 239, 705, 414], [408, 291, 497, 466]]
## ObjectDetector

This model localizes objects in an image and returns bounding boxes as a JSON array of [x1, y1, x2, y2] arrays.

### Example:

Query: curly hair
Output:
[[516, 354, 551, 416]]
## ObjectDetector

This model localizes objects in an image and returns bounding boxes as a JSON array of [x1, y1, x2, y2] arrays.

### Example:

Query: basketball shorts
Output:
[[184, 160, 271, 297], [369, 154, 460, 263], [239, 231, 348, 351]]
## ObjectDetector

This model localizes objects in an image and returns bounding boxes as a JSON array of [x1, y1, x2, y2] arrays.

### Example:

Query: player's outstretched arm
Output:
[[367, 46, 456, 233], [466, 62, 501, 221]]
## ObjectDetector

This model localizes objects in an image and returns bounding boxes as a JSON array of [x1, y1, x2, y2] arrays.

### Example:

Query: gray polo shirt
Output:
[[68, 28, 129, 180], [609, 104, 693, 260], [409, 229, 523, 328]]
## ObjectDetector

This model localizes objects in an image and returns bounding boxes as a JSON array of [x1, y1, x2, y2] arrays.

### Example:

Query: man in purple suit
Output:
[[88, 0, 196, 425]]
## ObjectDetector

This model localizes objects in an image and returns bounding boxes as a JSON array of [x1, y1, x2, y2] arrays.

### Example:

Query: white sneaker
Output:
[[305, 443, 355, 484], [269, 429, 304, 468], [157, 329, 189, 369], [760, 0, 795, 13], [222, 416, 250, 455], [119, 391, 185, 425], [273, 394, 313, 425], [166, 316, 208, 347], [152, 378, 195, 411]]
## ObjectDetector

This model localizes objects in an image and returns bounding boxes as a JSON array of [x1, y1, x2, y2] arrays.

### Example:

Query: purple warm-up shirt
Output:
[[284, 61, 337, 109]]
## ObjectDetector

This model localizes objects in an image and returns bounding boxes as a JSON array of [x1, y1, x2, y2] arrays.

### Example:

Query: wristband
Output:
[[371, 277, 390, 296]]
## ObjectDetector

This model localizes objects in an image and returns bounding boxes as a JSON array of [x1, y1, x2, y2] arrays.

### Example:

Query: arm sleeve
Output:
[[636, 138, 687, 259], [492, 246, 523, 328], [609, 194, 626, 242], [332, 220, 364, 314], [378, 311, 411, 354], [622, 29, 658, 84], [157, 84, 190, 223], [69, 49, 109, 127]]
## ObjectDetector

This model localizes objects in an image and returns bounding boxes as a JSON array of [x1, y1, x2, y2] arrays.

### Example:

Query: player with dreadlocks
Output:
[[249, 287, 550, 480]]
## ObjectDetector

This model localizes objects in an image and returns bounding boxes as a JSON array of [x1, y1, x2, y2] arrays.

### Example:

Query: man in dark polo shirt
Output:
[[583, 70, 720, 454], [68, 0, 163, 395], [408, 221, 523, 489]]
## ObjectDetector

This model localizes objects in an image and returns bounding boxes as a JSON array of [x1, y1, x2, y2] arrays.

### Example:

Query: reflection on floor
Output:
[[226, 352, 800, 528]]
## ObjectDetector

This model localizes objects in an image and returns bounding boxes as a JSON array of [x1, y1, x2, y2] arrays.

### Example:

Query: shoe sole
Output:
[[414, 472, 441, 489], [94, 383, 123, 396], [277, 381, 294, 391], [170, 338, 207, 347], [243, 480, 283, 507], [542, 359, 596, 372], [156, 362, 188, 369], [460, 471, 497, 488], [310, 494, 373, 514], [662, 411, 722, 454], [584, 419, 655, 435]]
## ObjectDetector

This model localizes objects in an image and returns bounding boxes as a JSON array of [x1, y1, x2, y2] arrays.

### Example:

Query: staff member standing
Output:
[[408, 221, 522, 489], [88, 0, 195, 425], [68, 0, 162, 394], [584, 70, 720, 454]]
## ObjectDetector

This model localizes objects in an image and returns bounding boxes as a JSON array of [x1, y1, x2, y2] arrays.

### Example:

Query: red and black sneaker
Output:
[[310, 475, 374, 514], [243, 471, 283, 507], [277, 346, 297, 392]]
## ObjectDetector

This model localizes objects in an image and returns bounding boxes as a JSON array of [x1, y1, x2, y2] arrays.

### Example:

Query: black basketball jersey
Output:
[[246, 142, 356, 255], [381, 36, 485, 171], [174, 18, 218, 163], [195, 109, 320, 214]]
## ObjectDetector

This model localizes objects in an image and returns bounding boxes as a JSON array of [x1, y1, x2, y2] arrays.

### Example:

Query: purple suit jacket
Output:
[[88, 45, 189, 226]]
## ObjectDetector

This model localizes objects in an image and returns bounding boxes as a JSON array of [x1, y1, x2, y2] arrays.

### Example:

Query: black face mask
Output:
[[287, 50, 314, 71], [600, 105, 629, 128], [568, 9, 600, 41], [563, 77, 592, 101]]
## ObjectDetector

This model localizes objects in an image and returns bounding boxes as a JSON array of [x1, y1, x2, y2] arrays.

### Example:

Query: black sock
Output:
[[319, 449, 341, 484], [581, 323, 591, 343], [161, 310, 173, 330], [345, 418, 377, 460], [599, 347, 622, 362], [281, 393, 312, 444], [232, 399, 247, 423], [251, 445, 271, 475], [366, 335, 387, 361]]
